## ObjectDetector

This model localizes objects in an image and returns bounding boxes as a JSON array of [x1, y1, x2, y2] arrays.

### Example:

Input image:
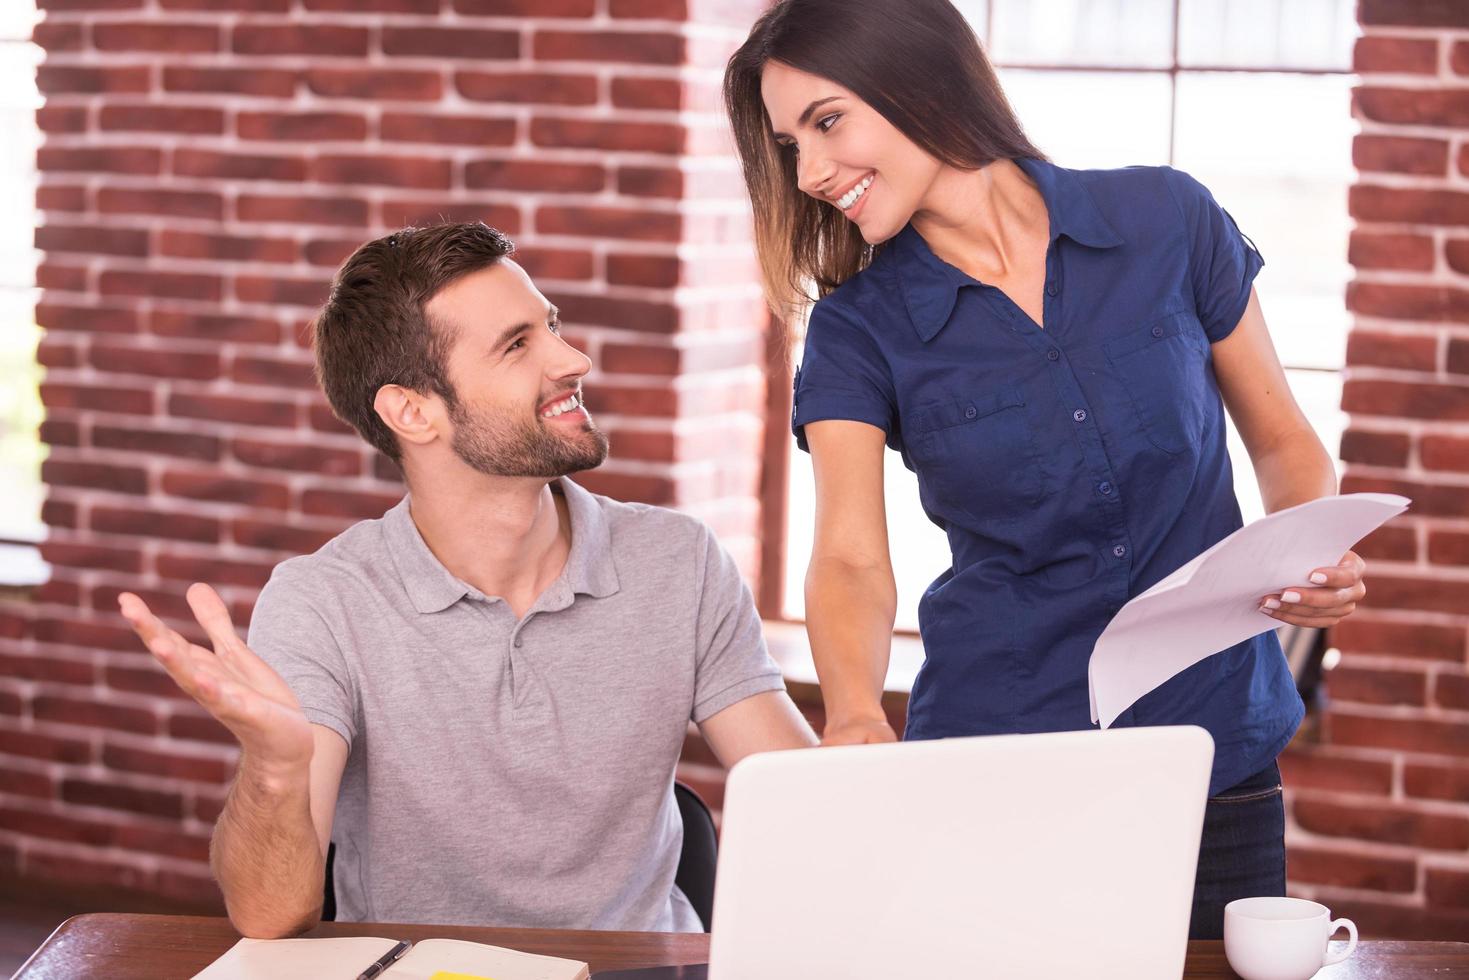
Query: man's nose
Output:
[[550, 334, 592, 382]]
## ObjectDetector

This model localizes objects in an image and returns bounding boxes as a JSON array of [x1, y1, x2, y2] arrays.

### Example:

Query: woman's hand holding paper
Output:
[[1258, 550, 1367, 629]]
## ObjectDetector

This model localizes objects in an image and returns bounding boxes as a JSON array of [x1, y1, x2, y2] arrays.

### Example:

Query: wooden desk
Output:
[[13, 913, 1469, 978]]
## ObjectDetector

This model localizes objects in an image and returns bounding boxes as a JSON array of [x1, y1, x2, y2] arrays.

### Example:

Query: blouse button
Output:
[[1046, 283, 1059, 297], [1097, 481, 1114, 496], [1073, 409, 1087, 423], [964, 406, 978, 420], [1046, 348, 1060, 361], [1151, 325, 1164, 338], [1113, 544, 1128, 559]]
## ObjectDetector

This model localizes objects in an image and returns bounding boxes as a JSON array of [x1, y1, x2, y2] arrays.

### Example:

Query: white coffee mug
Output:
[[1224, 896, 1358, 980]]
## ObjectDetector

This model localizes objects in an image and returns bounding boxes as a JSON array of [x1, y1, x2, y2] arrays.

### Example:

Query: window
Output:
[[776, 0, 1357, 630], [0, 1, 46, 585]]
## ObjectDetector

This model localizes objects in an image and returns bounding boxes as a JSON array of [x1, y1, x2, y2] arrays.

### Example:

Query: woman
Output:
[[724, 0, 1366, 940]]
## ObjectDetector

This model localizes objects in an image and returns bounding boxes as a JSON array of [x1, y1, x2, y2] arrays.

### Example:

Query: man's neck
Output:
[[406, 471, 572, 620]]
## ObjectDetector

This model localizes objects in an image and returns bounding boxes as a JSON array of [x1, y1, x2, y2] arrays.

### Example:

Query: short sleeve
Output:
[[791, 298, 898, 452], [690, 522, 785, 724], [246, 563, 359, 747], [1163, 167, 1266, 344]]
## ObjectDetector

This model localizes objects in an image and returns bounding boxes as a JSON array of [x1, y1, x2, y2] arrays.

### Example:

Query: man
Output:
[[119, 223, 816, 939]]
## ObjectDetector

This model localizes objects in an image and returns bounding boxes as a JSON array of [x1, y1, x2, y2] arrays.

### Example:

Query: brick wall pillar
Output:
[[1278, 0, 1469, 939], [1, 0, 770, 903]]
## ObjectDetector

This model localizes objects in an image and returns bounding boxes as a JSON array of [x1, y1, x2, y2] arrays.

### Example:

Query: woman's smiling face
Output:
[[760, 60, 944, 245]]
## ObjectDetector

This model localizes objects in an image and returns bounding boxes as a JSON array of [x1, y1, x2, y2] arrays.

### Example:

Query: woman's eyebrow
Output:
[[771, 96, 843, 139]]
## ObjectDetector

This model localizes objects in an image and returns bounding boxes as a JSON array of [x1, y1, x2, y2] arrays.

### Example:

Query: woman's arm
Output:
[[804, 419, 901, 744], [1212, 288, 1365, 628], [1213, 290, 1335, 510]]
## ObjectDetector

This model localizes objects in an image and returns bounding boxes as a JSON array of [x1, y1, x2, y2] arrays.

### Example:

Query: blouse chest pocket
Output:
[[1103, 311, 1212, 456], [904, 384, 1042, 529]]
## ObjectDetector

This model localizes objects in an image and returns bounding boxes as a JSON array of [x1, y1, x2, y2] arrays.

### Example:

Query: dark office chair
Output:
[[322, 841, 337, 922], [672, 780, 718, 932], [321, 780, 720, 931]]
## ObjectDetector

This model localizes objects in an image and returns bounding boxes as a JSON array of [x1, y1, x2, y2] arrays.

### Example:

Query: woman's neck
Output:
[[909, 158, 1049, 281]]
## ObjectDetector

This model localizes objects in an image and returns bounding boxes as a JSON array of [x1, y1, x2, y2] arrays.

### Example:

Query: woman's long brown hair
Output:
[[725, 0, 1045, 320]]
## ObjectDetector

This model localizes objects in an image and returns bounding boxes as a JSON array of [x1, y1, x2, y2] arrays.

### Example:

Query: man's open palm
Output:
[[119, 583, 313, 775]]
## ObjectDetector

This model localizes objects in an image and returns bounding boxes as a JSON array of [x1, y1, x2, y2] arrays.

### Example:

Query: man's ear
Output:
[[374, 385, 442, 449]]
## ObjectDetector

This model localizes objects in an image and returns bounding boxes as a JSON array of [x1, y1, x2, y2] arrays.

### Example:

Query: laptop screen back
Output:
[[708, 726, 1213, 980]]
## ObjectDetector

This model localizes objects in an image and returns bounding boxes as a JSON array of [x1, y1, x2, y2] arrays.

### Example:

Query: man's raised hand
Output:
[[118, 583, 314, 777]]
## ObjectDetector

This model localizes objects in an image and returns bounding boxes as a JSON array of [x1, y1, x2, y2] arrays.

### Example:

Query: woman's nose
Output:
[[796, 152, 834, 198]]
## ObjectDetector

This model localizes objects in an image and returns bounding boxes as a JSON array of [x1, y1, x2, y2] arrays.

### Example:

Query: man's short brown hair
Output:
[[312, 223, 516, 461]]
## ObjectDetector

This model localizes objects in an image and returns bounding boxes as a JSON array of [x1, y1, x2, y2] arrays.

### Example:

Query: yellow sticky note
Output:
[[428, 973, 495, 980]]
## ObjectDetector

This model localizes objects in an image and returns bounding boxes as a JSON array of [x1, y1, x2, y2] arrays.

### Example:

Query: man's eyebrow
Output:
[[491, 322, 530, 351], [771, 96, 843, 140], [490, 306, 560, 352]]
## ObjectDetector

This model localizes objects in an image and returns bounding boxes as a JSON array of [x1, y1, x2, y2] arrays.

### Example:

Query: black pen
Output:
[[355, 939, 411, 980]]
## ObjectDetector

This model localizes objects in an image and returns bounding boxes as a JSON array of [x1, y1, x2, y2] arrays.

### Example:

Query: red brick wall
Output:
[[1278, 0, 1469, 940], [3, 0, 769, 904]]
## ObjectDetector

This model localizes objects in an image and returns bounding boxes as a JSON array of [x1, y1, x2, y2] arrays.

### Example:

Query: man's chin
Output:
[[549, 431, 609, 476], [555, 452, 606, 477], [447, 419, 608, 479]]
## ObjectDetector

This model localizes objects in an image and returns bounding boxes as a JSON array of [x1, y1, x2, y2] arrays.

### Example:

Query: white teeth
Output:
[[543, 393, 581, 418], [838, 175, 873, 211]]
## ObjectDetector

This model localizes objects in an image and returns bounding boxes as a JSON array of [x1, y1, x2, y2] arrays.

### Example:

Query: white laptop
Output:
[[705, 725, 1214, 980]]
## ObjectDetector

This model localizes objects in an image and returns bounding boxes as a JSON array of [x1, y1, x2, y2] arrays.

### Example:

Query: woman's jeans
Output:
[[1189, 760, 1287, 940]]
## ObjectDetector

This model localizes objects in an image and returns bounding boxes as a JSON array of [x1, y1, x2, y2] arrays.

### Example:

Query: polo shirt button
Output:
[[1073, 409, 1087, 423], [1046, 348, 1060, 361], [964, 405, 977, 419], [1151, 325, 1164, 338], [1113, 544, 1127, 558], [513, 636, 523, 648], [1098, 481, 1113, 496], [1046, 283, 1058, 297]]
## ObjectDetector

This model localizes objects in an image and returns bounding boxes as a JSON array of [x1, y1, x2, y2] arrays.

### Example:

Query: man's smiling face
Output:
[[425, 260, 608, 478]]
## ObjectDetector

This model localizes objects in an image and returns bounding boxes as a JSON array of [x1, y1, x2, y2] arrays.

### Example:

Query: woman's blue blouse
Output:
[[791, 157, 1304, 795]]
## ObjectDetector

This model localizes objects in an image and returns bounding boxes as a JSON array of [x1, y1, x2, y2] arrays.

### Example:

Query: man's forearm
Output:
[[211, 755, 325, 938]]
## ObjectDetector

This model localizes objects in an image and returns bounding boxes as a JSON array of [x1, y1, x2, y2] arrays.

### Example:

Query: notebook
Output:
[[193, 935, 590, 980]]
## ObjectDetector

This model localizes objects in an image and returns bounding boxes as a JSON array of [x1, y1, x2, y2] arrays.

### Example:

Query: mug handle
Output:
[[1323, 917, 1359, 966]]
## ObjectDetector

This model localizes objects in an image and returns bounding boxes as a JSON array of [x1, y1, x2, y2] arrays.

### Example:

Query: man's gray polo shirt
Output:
[[246, 478, 786, 931]]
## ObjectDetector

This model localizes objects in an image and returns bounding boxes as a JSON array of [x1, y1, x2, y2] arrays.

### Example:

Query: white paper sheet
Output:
[[1088, 493, 1410, 729], [193, 936, 589, 980], [192, 936, 402, 980]]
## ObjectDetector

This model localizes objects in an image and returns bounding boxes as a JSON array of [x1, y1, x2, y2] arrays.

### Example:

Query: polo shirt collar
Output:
[[556, 477, 621, 601], [385, 477, 621, 615], [893, 157, 1124, 343]]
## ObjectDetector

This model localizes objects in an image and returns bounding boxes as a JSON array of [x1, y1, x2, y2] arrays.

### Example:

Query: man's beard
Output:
[[447, 396, 608, 479]]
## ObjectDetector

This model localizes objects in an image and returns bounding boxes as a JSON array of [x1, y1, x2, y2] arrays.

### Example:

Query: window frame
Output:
[[0, 8, 46, 586]]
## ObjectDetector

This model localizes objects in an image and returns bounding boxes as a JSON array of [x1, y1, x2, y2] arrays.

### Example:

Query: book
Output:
[[192, 935, 591, 980]]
